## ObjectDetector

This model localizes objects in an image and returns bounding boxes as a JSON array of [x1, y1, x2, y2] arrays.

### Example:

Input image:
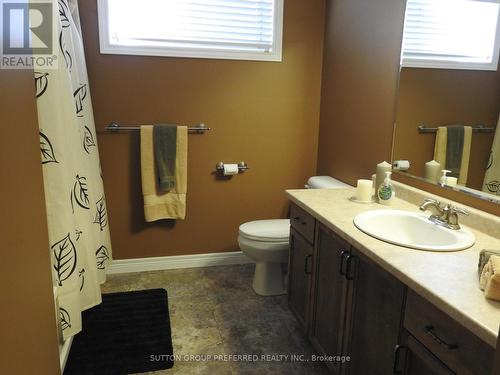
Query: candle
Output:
[[424, 160, 441, 183], [356, 179, 373, 202], [446, 176, 458, 187]]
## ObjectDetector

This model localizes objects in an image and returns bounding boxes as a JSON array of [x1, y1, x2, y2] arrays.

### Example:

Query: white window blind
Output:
[[97, 0, 283, 61], [402, 0, 500, 70]]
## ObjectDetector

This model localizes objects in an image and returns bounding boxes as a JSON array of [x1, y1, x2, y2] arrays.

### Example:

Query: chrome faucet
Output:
[[419, 198, 469, 230]]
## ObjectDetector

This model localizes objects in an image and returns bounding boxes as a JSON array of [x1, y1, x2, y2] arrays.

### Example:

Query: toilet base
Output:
[[252, 261, 287, 296]]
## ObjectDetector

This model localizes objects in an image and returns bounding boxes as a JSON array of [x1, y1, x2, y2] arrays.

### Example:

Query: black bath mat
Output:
[[64, 288, 174, 375]]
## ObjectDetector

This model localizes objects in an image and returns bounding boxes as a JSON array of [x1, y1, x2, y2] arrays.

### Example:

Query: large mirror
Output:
[[392, 0, 500, 204]]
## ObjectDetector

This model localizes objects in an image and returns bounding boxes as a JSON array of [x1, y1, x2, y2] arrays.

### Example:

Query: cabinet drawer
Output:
[[290, 203, 315, 243], [404, 290, 494, 375]]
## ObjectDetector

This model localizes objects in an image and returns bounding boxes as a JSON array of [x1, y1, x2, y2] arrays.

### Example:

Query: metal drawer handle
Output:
[[345, 254, 356, 280], [339, 250, 349, 275], [293, 216, 307, 225], [304, 254, 312, 275], [424, 325, 458, 350]]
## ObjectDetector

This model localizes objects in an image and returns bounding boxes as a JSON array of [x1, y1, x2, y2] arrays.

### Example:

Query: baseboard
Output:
[[106, 251, 253, 274]]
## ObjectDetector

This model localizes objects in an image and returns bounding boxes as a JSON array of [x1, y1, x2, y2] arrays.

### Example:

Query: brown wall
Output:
[[316, 0, 407, 185], [0, 70, 60, 374], [394, 66, 500, 190], [79, 0, 326, 259]]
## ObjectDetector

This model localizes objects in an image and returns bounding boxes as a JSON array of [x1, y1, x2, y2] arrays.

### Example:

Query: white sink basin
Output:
[[353, 209, 475, 252]]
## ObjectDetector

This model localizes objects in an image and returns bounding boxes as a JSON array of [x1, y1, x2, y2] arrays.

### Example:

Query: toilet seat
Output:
[[239, 219, 290, 242]]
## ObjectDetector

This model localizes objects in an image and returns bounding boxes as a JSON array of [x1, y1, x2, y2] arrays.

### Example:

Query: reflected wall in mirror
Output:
[[392, 0, 500, 203]]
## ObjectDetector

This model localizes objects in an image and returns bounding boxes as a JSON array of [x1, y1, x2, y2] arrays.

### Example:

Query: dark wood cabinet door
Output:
[[288, 228, 314, 330], [494, 340, 500, 375], [344, 250, 406, 375], [404, 290, 494, 375], [397, 334, 454, 375], [309, 224, 351, 373]]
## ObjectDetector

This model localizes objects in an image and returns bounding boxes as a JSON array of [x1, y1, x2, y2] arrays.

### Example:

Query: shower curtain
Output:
[[483, 115, 500, 196], [35, 0, 112, 340]]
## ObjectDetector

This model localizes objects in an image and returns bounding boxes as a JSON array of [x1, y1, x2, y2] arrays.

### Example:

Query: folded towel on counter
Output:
[[154, 124, 177, 191], [478, 249, 500, 279], [434, 125, 472, 185], [140, 125, 188, 221], [480, 255, 500, 301]]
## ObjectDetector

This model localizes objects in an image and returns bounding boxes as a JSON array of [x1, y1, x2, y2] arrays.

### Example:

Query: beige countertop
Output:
[[286, 187, 500, 348]]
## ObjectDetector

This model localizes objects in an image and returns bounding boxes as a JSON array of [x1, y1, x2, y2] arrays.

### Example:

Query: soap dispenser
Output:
[[377, 171, 395, 205], [439, 170, 451, 187]]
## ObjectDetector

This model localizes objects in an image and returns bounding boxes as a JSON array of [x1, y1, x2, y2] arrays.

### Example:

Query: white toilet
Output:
[[238, 176, 351, 296]]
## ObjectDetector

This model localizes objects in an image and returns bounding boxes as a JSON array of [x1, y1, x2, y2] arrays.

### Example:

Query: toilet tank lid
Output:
[[306, 176, 351, 189], [239, 219, 290, 242]]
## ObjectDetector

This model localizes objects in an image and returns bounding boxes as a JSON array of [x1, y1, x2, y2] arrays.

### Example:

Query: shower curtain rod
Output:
[[105, 122, 211, 133]]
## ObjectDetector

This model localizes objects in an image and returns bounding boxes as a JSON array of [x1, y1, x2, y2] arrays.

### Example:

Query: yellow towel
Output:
[[478, 249, 500, 278], [458, 126, 472, 185], [480, 255, 500, 301], [433, 126, 472, 185], [140, 125, 187, 221], [434, 126, 447, 170]]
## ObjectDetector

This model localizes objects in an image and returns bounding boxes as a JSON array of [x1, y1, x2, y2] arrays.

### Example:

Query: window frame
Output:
[[97, 0, 284, 62], [401, 0, 500, 71]]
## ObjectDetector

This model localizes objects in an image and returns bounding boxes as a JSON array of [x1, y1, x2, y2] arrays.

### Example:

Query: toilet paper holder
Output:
[[215, 161, 249, 175]]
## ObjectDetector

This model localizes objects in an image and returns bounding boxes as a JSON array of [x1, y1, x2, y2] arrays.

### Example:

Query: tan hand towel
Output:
[[480, 255, 500, 301], [458, 126, 472, 185], [478, 249, 500, 279], [140, 125, 187, 221], [434, 126, 447, 170]]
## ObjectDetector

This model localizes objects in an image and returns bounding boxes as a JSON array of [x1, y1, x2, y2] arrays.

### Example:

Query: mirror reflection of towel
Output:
[[445, 126, 464, 178], [434, 125, 472, 185]]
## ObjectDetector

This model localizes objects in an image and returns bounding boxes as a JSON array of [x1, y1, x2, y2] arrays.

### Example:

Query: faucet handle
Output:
[[447, 204, 469, 216], [443, 204, 469, 229]]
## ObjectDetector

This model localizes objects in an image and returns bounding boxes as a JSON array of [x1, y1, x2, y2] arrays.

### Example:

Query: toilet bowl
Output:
[[238, 176, 351, 296], [238, 219, 290, 296]]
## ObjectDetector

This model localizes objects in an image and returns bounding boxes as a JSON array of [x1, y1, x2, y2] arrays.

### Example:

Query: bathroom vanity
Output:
[[286, 186, 500, 375]]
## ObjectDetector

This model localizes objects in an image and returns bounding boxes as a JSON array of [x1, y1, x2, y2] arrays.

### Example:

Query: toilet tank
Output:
[[306, 176, 351, 189]]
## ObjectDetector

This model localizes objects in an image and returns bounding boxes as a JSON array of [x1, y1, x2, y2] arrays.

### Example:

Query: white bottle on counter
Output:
[[439, 170, 451, 187]]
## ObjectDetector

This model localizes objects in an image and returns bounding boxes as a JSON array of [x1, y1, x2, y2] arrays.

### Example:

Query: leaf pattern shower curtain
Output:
[[35, 0, 112, 340], [483, 115, 500, 196]]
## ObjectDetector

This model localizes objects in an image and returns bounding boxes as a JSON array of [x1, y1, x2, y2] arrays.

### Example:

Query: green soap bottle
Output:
[[378, 171, 395, 205]]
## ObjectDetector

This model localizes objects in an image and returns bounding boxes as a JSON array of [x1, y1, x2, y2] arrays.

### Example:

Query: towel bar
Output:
[[104, 122, 211, 134], [418, 124, 494, 134]]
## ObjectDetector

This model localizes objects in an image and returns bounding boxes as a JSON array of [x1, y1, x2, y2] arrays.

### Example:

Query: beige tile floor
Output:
[[102, 264, 330, 375]]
